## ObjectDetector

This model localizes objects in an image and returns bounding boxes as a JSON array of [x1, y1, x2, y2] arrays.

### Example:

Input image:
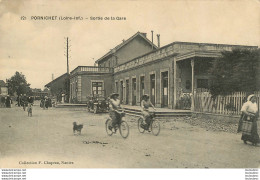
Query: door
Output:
[[162, 71, 168, 107], [120, 81, 124, 103], [132, 78, 136, 105], [140, 76, 145, 101], [150, 74, 155, 105], [126, 79, 129, 104]]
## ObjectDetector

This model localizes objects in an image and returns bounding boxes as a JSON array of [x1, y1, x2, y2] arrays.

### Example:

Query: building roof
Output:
[[0, 80, 7, 87], [45, 73, 68, 87], [95, 32, 158, 64]]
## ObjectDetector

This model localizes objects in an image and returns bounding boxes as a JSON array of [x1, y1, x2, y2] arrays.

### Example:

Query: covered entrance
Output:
[[173, 50, 221, 110]]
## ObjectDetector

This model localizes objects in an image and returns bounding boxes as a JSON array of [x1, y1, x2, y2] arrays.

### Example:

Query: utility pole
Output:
[[64, 37, 71, 103], [66, 37, 69, 74]]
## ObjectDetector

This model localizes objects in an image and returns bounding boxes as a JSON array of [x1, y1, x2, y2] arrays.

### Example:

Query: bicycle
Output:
[[27, 103, 33, 117], [105, 110, 129, 139], [138, 111, 160, 136]]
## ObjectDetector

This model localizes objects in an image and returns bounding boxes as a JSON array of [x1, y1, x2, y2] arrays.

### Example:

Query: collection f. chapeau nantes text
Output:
[[21, 16, 126, 21], [19, 161, 74, 165]]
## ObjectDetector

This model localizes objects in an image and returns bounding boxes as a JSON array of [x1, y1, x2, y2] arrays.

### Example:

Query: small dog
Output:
[[73, 122, 83, 135]]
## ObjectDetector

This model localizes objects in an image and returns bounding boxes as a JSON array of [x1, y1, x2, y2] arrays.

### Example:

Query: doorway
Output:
[[150, 74, 155, 105]]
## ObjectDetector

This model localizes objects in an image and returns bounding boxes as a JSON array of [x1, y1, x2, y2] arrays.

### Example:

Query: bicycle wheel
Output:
[[138, 117, 145, 133], [119, 121, 129, 139], [151, 120, 160, 136], [105, 119, 113, 136]]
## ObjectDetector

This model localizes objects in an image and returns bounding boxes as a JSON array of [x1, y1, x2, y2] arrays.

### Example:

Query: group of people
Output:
[[109, 92, 259, 146], [40, 96, 52, 109], [16, 94, 34, 111], [108, 93, 155, 132]]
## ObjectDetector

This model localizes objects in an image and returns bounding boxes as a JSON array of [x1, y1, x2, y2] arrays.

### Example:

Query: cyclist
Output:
[[141, 94, 156, 130], [109, 93, 121, 132]]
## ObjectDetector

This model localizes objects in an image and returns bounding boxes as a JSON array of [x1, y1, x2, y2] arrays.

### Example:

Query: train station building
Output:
[[69, 32, 257, 110]]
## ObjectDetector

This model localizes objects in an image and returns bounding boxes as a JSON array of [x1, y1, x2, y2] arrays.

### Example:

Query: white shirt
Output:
[[109, 98, 120, 110], [241, 101, 258, 114]]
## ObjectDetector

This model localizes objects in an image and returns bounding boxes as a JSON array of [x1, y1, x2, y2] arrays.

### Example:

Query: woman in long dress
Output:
[[238, 94, 259, 146], [141, 94, 156, 129]]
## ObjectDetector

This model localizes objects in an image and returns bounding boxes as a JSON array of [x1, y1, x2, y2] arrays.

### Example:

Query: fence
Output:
[[194, 91, 260, 117]]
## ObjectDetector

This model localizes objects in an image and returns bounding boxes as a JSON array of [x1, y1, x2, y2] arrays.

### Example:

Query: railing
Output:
[[194, 91, 260, 117], [70, 66, 113, 76]]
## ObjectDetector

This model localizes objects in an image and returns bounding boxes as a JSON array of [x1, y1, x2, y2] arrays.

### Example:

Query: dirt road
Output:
[[0, 105, 259, 168]]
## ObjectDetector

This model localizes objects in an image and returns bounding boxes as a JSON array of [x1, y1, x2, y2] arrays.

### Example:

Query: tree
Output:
[[209, 48, 260, 97], [7, 72, 31, 96]]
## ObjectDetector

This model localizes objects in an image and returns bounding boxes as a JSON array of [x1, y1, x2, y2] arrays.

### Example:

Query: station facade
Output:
[[69, 32, 257, 109]]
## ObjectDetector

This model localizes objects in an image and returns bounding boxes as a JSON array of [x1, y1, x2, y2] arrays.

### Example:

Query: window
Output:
[[92, 82, 103, 95], [197, 79, 208, 89]]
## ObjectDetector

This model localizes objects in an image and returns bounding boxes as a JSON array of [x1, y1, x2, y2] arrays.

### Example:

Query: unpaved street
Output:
[[0, 104, 259, 168]]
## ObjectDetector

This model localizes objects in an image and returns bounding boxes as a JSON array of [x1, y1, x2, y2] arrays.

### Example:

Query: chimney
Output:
[[151, 30, 154, 50], [52, 74, 54, 81], [157, 34, 160, 48]]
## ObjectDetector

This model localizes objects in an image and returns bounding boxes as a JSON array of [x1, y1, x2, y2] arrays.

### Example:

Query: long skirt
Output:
[[109, 111, 120, 127], [141, 110, 151, 125], [238, 114, 260, 144]]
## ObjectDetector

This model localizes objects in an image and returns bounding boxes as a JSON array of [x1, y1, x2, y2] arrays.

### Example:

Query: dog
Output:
[[73, 122, 83, 135]]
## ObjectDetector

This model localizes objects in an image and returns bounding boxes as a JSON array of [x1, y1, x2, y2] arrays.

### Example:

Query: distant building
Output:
[[0, 80, 8, 96], [45, 73, 69, 102], [31, 88, 49, 99]]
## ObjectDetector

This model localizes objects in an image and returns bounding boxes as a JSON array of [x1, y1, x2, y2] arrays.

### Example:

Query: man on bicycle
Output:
[[109, 93, 121, 132], [141, 94, 156, 130]]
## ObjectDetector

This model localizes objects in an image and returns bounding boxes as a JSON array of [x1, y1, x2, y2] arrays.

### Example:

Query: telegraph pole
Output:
[[64, 37, 71, 103], [66, 37, 69, 74]]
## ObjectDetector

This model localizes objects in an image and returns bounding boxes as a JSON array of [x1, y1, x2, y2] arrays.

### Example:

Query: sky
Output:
[[0, 0, 259, 89]]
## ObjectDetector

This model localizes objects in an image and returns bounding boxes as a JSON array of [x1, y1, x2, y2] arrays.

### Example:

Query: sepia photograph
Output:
[[0, 0, 260, 177]]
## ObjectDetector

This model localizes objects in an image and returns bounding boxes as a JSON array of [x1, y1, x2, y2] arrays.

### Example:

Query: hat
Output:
[[247, 94, 256, 101], [142, 94, 149, 99], [110, 93, 119, 99]]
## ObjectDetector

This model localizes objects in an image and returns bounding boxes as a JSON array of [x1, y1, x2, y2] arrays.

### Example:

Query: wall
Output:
[[98, 35, 154, 68], [116, 36, 154, 65], [113, 57, 173, 108], [0, 87, 8, 96], [48, 75, 67, 97], [80, 73, 113, 103]]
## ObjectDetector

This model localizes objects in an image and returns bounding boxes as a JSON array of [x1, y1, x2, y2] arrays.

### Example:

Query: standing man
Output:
[[5, 95, 11, 108]]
